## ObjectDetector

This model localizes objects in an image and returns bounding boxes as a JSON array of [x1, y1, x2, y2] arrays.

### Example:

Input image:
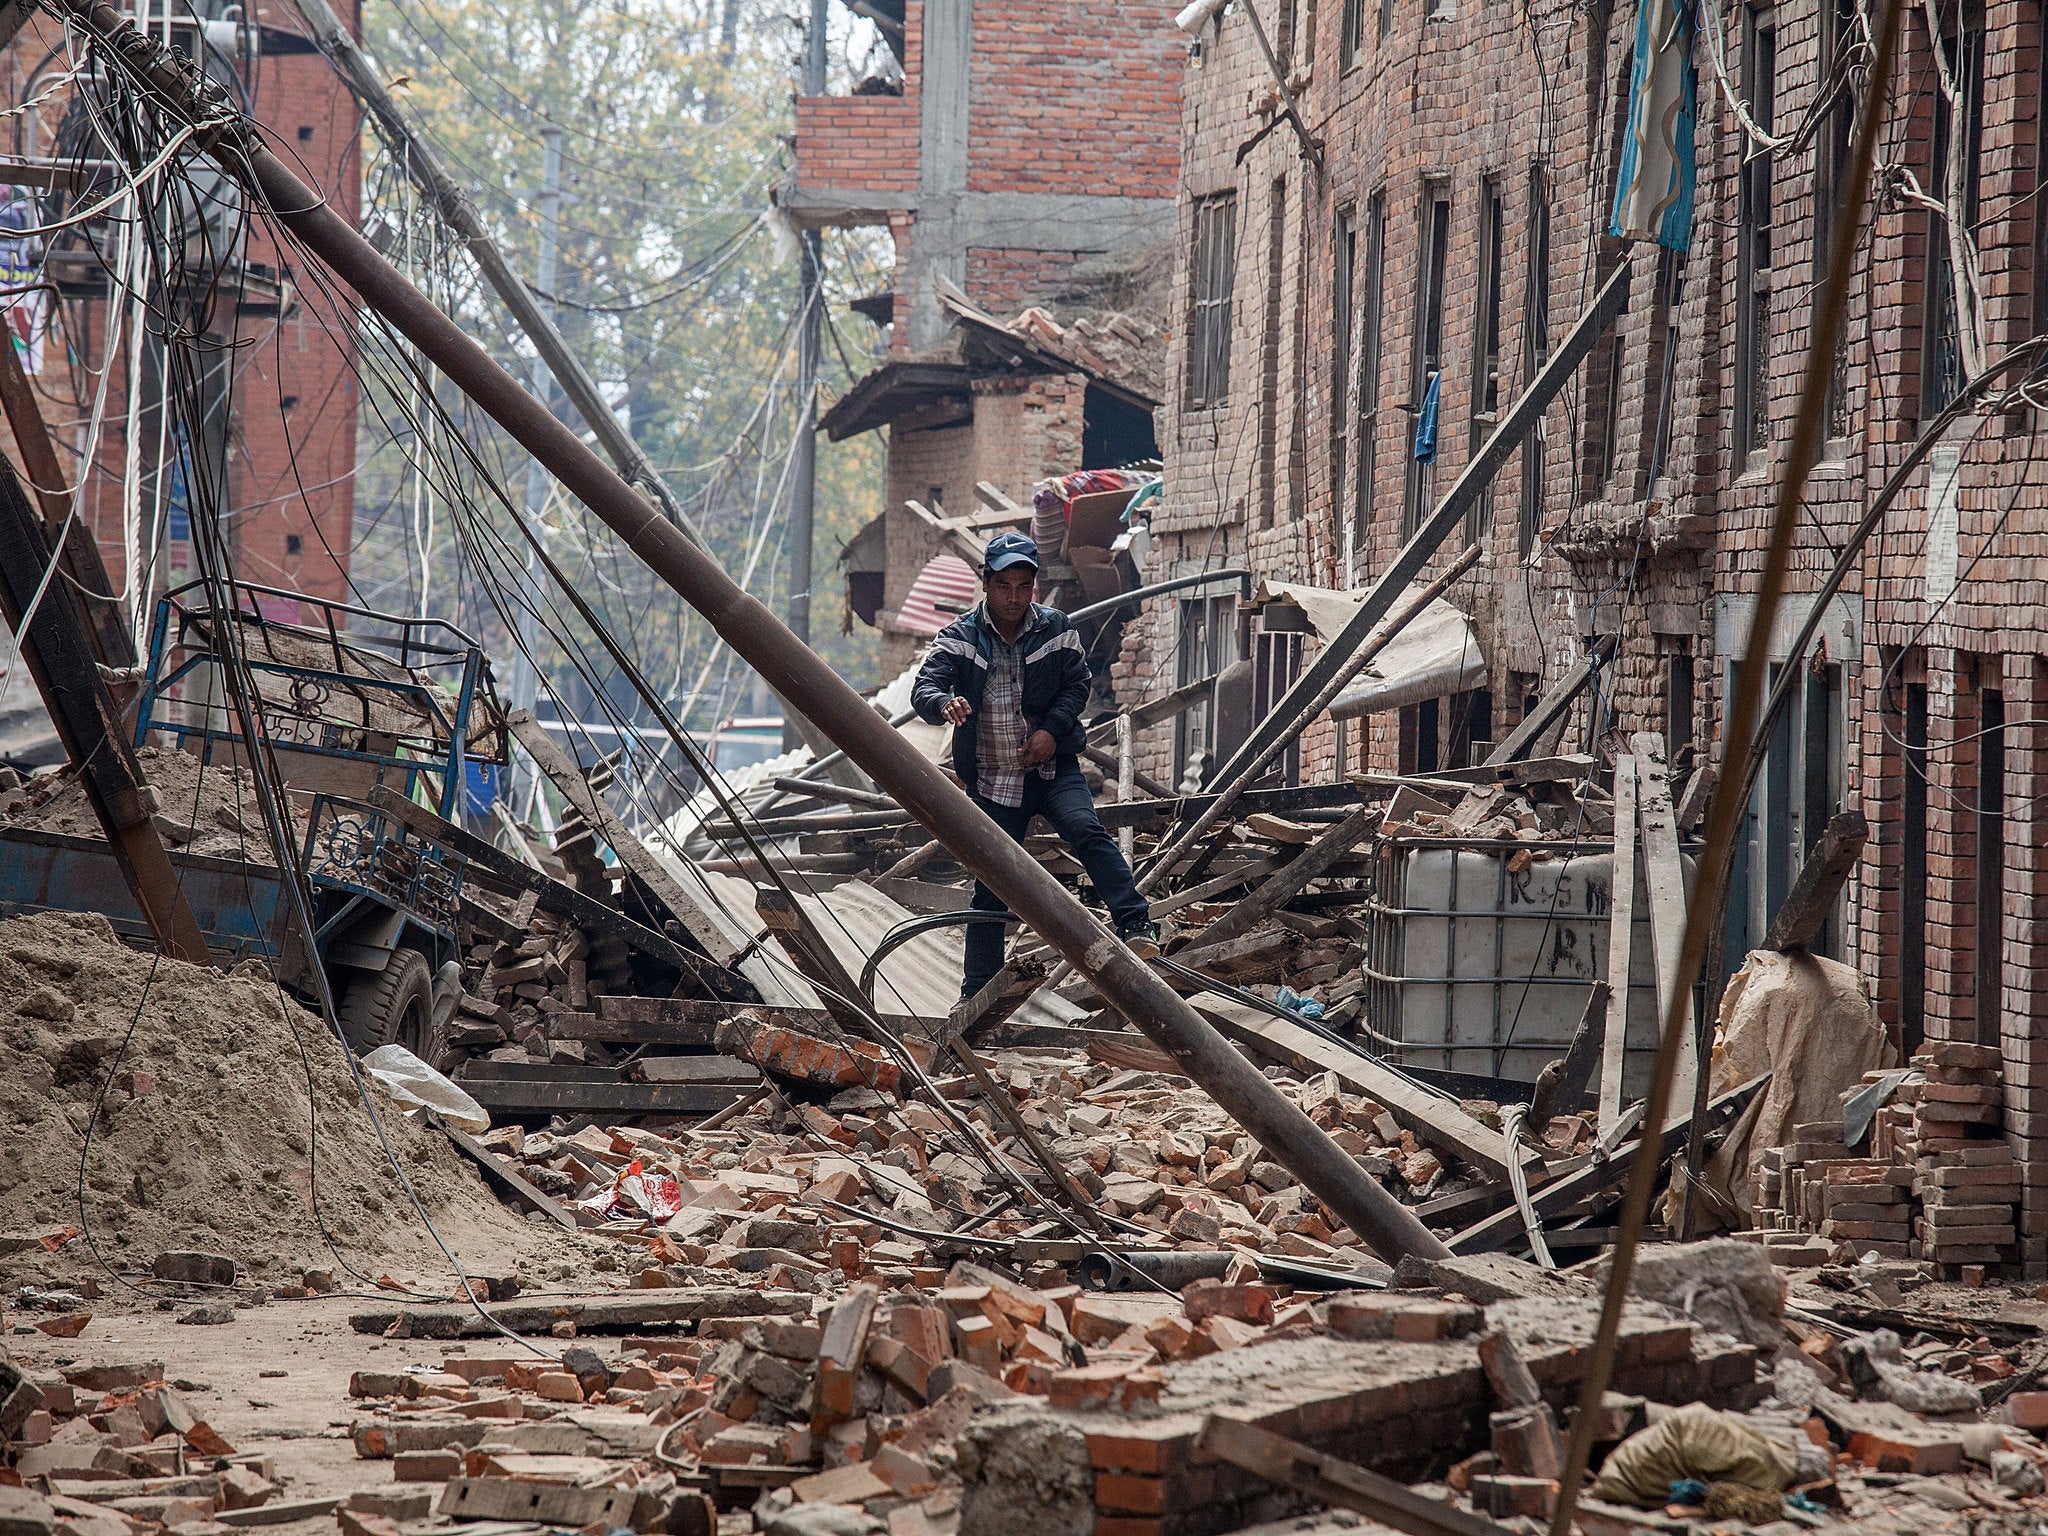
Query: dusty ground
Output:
[[4, 1294, 476, 1529]]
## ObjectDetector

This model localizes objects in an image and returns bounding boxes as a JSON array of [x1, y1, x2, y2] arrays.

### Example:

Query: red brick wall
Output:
[[964, 0, 1183, 199], [793, 95, 920, 197]]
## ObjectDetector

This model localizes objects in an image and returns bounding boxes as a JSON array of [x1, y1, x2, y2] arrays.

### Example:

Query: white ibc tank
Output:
[[1368, 842, 1687, 1094]]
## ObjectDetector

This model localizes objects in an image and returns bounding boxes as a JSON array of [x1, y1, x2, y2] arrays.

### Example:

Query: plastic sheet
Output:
[[362, 1043, 489, 1135]]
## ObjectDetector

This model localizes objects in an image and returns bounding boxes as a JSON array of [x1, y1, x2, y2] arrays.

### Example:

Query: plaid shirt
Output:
[[974, 612, 1058, 808]]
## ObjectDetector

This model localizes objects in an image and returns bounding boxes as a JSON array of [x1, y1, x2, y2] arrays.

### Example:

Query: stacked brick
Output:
[[1751, 1044, 2020, 1276], [1898, 1042, 2020, 1273]]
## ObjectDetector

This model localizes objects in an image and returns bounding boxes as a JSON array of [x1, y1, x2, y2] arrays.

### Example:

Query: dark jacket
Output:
[[911, 602, 1092, 790]]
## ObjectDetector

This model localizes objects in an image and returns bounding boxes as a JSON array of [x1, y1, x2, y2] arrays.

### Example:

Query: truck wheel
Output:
[[338, 949, 434, 1057]]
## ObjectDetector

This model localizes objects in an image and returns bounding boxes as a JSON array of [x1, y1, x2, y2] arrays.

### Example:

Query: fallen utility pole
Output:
[[284, 0, 852, 778], [78, 11, 1447, 1264], [0, 324, 135, 670], [1193, 262, 1631, 805], [0, 457, 209, 963]]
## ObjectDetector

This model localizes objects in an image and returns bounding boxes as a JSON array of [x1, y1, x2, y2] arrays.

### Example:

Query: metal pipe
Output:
[[72, 3, 1447, 1265], [1063, 568, 1253, 627], [1548, 0, 1904, 1526]]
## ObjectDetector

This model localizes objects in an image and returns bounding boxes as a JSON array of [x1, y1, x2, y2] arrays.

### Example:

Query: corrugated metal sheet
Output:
[[661, 864, 1081, 1031], [891, 555, 978, 637]]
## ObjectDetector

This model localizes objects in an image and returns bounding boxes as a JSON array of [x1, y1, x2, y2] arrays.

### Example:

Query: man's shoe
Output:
[[1119, 920, 1161, 959]]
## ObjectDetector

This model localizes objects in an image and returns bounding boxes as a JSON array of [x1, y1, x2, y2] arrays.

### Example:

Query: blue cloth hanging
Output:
[[1413, 370, 1441, 464], [1611, 0, 1699, 251]]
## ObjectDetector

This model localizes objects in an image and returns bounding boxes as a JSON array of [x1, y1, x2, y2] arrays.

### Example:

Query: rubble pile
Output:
[[1754, 1045, 2020, 1280], [459, 1029, 1505, 1281], [0, 911, 568, 1286], [0, 747, 288, 862]]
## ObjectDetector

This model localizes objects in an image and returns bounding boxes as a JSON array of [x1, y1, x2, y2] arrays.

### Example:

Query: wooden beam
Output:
[[754, 887, 877, 1036], [1629, 734, 1695, 1124], [1192, 802, 1380, 951], [1764, 809, 1867, 952], [1192, 994, 1543, 1187], [1485, 635, 1619, 766], [1451, 1075, 1768, 1255], [451, 1074, 750, 1116], [0, 462, 207, 962], [509, 711, 740, 965], [1532, 980, 1608, 1127], [366, 785, 696, 974], [1195, 1416, 1518, 1536], [434, 1119, 578, 1230], [945, 955, 1050, 1044], [1599, 757, 1639, 1127]]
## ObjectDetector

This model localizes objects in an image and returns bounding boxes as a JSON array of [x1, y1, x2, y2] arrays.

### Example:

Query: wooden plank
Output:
[[1191, 994, 1542, 1186], [1599, 757, 1639, 1127], [947, 955, 1050, 1045], [453, 1077, 749, 1116], [1425, 753, 1598, 788], [1764, 809, 1867, 952], [633, 1054, 761, 1085], [1629, 733, 1695, 1123], [1095, 781, 1364, 831], [1192, 803, 1380, 951], [214, 1498, 345, 1528], [508, 711, 740, 965], [1484, 634, 1617, 766], [1450, 1074, 1767, 1255], [1195, 1416, 1516, 1536], [1150, 857, 1283, 918], [350, 1289, 809, 1338], [366, 786, 692, 972], [560, 997, 936, 1043], [1531, 980, 1608, 1126], [434, 1121, 578, 1231]]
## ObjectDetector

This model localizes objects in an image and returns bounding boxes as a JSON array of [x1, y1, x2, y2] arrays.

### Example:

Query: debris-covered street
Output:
[[3, 0, 2048, 1527]]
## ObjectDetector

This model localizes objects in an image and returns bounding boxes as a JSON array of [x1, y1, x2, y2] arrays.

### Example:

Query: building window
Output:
[[1919, 7, 1985, 418], [1976, 680, 2006, 1045], [1665, 645, 1695, 763], [1172, 595, 1238, 789], [1253, 629, 1305, 785], [1258, 178, 1288, 529], [1646, 248, 1687, 490], [1353, 192, 1387, 572], [1468, 178, 1505, 542], [1341, 0, 1365, 67], [1738, 653, 1844, 959], [1380, 0, 1396, 44], [1900, 667, 1928, 1057], [1332, 206, 1357, 554], [1734, 5, 1776, 473], [1187, 193, 1238, 410], [1404, 186, 1451, 535], [1815, 0, 1856, 443], [1519, 165, 1551, 555]]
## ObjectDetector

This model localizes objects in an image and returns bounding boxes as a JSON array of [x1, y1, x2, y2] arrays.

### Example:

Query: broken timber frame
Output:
[[0, 459, 208, 962], [70, 4, 1446, 1265], [1137, 543, 1483, 892], [508, 711, 741, 968], [1196, 1416, 1516, 1536], [1191, 263, 1631, 805], [1483, 634, 1618, 767]]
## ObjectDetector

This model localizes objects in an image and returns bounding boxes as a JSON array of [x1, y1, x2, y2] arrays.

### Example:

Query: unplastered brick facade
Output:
[[1148, 0, 2048, 1267], [789, 0, 1181, 662]]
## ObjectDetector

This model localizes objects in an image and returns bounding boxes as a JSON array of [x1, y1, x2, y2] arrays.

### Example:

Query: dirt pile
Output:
[[0, 745, 300, 861], [0, 910, 578, 1284]]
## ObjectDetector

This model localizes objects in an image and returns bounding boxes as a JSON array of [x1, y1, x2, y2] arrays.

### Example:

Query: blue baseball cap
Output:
[[982, 531, 1040, 573]]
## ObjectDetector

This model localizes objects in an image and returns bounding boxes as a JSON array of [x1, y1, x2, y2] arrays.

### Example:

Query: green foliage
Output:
[[349, 0, 890, 734]]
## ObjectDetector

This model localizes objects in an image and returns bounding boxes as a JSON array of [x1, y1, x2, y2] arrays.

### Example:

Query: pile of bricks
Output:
[[1750, 1043, 2021, 1277], [1895, 1043, 2020, 1274], [455, 909, 634, 1067]]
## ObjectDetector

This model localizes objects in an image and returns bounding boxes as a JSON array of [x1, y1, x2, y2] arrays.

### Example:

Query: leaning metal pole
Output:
[[72, 0, 1450, 1264]]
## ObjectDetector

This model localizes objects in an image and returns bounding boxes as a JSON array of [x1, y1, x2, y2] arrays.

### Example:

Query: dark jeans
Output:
[[961, 760, 1149, 1000]]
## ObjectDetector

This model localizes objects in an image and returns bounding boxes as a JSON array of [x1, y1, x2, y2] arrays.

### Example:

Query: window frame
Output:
[[1186, 192, 1239, 411]]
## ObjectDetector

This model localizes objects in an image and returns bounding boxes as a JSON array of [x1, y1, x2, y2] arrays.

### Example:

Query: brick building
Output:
[[1139, 0, 2048, 1262], [782, 0, 1184, 674], [1, 0, 358, 637]]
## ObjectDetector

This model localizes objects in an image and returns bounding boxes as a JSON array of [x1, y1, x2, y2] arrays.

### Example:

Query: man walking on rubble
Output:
[[912, 532, 1157, 1001]]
